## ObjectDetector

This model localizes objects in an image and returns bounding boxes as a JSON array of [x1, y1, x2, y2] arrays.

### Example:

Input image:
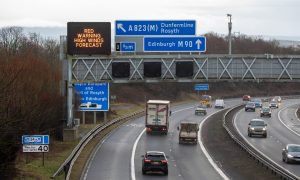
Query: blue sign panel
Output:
[[194, 84, 209, 91], [22, 135, 49, 145], [74, 83, 109, 111], [144, 37, 206, 52], [115, 20, 196, 36], [120, 42, 136, 52]]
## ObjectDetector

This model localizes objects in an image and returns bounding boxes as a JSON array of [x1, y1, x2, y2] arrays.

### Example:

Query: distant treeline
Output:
[[205, 32, 300, 54], [0, 27, 62, 178]]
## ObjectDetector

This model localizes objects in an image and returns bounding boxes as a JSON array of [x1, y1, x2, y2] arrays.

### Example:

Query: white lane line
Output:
[[278, 104, 300, 137], [131, 128, 146, 180], [198, 109, 230, 180], [83, 130, 115, 180], [234, 108, 298, 178], [130, 105, 196, 180]]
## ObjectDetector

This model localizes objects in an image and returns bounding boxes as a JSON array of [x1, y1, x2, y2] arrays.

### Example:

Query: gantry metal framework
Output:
[[70, 54, 300, 83]]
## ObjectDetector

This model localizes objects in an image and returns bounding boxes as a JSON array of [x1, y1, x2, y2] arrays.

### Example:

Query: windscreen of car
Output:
[[253, 99, 261, 103], [288, 146, 300, 152], [250, 121, 265, 126], [181, 123, 198, 131], [146, 154, 165, 160], [262, 108, 270, 112], [247, 102, 255, 106]]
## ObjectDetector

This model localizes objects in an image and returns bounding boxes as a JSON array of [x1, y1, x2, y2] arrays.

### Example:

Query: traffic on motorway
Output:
[[82, 95, 300, 180], [236, 96, 300, 177]]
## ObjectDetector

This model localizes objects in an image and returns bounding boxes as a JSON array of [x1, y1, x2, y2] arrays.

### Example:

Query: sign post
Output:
[[22, 135, 50, 166]]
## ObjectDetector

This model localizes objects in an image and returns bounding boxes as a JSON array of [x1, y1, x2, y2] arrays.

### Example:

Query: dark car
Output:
[[245, 102, 255, 112], [242, 95, 251, 101], [282, 144, 300, 163], [260, 107, 271, 117], [248, 119, 267, 138], [252, 99, 262, 108], [142, 151, 168, 175]]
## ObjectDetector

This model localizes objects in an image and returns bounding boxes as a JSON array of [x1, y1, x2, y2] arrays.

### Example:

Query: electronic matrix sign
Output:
[[67, 22, 111, 55]]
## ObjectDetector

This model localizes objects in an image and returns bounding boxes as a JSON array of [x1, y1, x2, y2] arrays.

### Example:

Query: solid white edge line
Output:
[[130, 105, 196, 180], [131, 128, 146, 180], [198, 109, 230, 180], [278, 103, 300, 137], [233, 108, 299, 178], [82, 129, 115, 180]]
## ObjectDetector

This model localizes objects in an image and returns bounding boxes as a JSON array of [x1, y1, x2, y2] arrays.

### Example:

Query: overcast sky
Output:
[[1, 0, 300, 38]]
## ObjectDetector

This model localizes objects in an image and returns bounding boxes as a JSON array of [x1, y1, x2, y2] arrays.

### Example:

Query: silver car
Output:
[[282, 144, 300, 163], [247, 119, 267, 138]]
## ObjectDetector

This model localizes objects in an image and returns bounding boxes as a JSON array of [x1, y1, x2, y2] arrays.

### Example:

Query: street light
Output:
[[227, 14, 232, 55]]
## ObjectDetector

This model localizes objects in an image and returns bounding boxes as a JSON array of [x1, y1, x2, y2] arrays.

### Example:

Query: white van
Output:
[[215, 99, 225, 108]]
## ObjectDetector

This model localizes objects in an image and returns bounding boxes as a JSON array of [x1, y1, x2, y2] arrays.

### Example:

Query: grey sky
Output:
[[1, 0, 299, 37]]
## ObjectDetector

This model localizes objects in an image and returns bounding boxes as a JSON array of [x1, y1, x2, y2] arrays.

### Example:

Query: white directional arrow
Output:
[[117, 23, 126, 33], [196, 39, 202, 49]]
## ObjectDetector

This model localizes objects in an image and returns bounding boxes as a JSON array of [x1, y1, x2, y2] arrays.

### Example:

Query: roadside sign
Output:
[[194, 84, 209, 91], [67, 22, 111, 55], [23, 145, 49, 153], [115, 20, 196, 36], [74, 83, 109, 111], [144, 37, 206, 52], [22, 135, 49, 145], [116, 42, 136, 52]]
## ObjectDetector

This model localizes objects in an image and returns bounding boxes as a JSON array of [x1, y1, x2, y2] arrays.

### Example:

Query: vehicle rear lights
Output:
[[146, 128, 152, 132], [161, 160, 168, 164], [144, 159, 151, 163]]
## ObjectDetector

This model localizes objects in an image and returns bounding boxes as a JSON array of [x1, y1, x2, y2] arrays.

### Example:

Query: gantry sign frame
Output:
[[70, 54, 300, 83]]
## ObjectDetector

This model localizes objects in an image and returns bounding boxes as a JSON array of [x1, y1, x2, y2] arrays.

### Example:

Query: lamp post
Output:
[[227, 14, 232, 55]]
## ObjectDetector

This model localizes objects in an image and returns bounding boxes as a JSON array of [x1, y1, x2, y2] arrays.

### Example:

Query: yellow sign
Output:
[[74, 29, 104, 48]]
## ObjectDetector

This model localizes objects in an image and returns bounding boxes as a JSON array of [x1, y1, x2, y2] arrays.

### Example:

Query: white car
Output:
[[214, 99, 225, 108]]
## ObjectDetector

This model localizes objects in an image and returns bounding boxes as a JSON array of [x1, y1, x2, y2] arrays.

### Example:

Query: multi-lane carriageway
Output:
[[82, 98, 300, 180]]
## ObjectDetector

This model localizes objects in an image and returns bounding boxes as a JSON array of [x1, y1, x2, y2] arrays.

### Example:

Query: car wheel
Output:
[[142, 169, 146, 175], [264, 133, 267, 138], [286, 157, 290, 164], [164, 170, 168, 175]]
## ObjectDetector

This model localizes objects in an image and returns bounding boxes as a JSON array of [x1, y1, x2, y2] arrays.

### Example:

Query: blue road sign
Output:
[[22, 135, 49, 145], [74, 83, 109, 111], [144, 37, 206, 52], [194, 84, 209, 91], [116, 42, 136, 52], [115, 20, 196, 36]]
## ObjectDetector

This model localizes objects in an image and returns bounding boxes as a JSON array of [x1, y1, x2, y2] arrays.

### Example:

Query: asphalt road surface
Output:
[[234, 98, 300, 178], [83, 100, 240, 180]]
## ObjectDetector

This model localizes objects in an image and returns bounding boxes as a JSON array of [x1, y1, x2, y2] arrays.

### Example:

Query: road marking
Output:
[[278, 104, 300, 137], [234, 108, 298, 178], [130, 104, 196, 180], [131, 103, 236, 180], [131, 128, 145, 180], [82, 129, 115, 180], [198, 109, 230, 180]]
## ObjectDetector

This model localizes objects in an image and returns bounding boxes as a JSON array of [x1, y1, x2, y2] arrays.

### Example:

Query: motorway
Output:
[[234, 99, 300, 178], [82, 100, 239, 180]]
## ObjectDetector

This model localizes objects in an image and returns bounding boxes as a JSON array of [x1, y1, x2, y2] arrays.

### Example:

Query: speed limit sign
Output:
[[23, 145, 49, 152]]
